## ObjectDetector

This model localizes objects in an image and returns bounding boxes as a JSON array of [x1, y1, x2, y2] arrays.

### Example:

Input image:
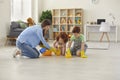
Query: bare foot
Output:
[[13, 50, 21, 58]]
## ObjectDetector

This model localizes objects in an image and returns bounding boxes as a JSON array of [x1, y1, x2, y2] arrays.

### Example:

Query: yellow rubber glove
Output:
[[49, 47, 61, 56], [55, 45, 61, 56], [49, 47, 56, 53], [80, 50, 87, 58], [65, 48, 72, 58], [55, 49, 61, 56]]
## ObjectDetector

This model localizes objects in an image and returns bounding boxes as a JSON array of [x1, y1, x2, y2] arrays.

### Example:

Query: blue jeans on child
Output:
[[16, 41, 40, 58]]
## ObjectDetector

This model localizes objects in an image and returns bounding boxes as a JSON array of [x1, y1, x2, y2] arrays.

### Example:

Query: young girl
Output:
[[53, 32, 68, 56], [67, 26, 88, 58]]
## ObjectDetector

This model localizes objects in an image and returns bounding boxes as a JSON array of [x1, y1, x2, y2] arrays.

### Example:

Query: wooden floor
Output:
[[0, 42, 120, 80]]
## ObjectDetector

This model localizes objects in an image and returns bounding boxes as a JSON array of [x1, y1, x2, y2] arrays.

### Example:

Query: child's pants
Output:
[[70, 40, 88, 55], [16, 41, 40, 58]]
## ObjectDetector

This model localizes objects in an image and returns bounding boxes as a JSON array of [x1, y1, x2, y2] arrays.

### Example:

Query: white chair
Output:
[[99, 22, 110, 42]]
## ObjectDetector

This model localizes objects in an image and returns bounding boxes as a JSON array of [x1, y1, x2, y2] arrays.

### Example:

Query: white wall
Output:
[[41, 0, 120, 41], [0, 0, 119, 45], [31, 0, 38, 23], [0, 0, 11, 46], [0, 0, 43, 46], [22, 0, 32, 21], [31, 0, 44, 23], [38, 0, 44, 22]]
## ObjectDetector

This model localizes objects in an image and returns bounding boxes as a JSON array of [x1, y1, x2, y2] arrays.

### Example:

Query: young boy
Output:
[[67, 26, 88, 58]]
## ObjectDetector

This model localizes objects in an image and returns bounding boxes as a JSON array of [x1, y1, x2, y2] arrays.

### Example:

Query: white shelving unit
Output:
[[52, 8, 83, 39]]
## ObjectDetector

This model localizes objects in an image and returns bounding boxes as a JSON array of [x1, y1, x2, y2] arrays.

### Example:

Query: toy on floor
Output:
[[65, 48, 72, 58], [40, 48, 52, 56], [42, 50, 52, 56]]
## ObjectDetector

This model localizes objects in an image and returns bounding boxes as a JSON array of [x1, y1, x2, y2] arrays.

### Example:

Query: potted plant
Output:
[[39, 10, 52, 22]]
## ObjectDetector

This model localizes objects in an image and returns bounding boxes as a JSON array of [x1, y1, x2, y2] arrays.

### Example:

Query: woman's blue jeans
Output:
[[16, 41, 40, 58]]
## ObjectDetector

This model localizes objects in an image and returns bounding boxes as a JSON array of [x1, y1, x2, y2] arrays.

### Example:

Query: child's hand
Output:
[[49, 47, 61, 56], [65, 48, 72, 58], [80, 50, 87, 58], [49, 47, 56, 52]]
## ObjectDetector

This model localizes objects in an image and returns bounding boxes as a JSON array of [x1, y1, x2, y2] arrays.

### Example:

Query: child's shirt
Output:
[[70, 34, 85, 42], [70, 34, 86, 51]]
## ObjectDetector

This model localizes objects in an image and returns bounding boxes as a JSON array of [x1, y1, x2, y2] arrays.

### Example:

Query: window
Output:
[[11, 0, 32, 21]]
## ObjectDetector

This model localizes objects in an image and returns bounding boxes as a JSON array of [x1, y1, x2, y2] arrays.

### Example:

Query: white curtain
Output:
[[11, 0, 32, 21]]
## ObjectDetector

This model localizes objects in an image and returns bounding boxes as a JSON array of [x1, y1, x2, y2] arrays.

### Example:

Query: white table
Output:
[[84, 24, 118, 42]]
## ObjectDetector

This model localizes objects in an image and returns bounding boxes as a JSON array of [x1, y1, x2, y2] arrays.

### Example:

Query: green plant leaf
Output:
[[39, 10, 52, 22]]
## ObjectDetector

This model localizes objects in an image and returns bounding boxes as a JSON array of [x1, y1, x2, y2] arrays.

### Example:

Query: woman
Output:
[[14, 19, 52, 58]]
